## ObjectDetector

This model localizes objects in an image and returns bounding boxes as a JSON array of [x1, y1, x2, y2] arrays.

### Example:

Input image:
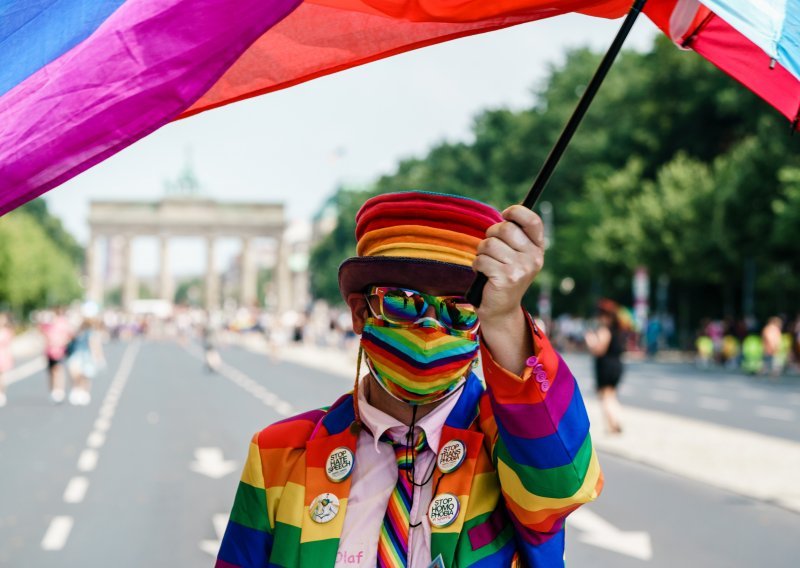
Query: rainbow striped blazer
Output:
[[216, 330, 602, 567]]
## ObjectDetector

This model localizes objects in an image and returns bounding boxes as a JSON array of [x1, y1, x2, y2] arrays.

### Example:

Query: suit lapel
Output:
[[429, 425, 484, 567], [430, 373, 486, 566], [298, 395, 358, 567]]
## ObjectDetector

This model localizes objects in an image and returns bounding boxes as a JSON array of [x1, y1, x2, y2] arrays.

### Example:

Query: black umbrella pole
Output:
[[466, 0, 648, 308]]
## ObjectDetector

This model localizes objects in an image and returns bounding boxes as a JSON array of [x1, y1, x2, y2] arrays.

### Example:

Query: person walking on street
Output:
[[762, 317, 783, 377], [0, 313, 14, 407], [792, 314, 800, 371], [39, 308, 72, 404], [202, 319, 222, 373], [215, 191, 602, 568], [67, 318, 105, 405], [644, 317, 661, 359], [585, 299, 625, 434], [742, 330, 764, 375]]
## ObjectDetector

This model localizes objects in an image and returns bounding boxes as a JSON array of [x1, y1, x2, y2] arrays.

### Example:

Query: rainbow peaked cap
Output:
[[338, 191, 503, 299]]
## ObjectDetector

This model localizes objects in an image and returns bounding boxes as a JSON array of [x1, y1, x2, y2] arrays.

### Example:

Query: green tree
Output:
[[309, 187, 372, 303], [0, 211, 82, 313], [19, 199, 84, 265], [309, 35, 800, 333]]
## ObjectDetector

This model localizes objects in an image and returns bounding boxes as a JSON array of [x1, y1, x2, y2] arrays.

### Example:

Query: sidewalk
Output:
[[625, 350, 800, 386], [9, 329, 45, 360], [5, 330, 46, 386], [237, 335, 800, 515]]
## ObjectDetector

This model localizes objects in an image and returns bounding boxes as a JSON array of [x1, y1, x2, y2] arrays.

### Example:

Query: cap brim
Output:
[[338, 257, 476, 301]]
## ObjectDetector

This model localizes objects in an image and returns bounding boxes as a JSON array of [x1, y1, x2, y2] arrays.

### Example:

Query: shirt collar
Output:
[[357, 376, 464, 454]]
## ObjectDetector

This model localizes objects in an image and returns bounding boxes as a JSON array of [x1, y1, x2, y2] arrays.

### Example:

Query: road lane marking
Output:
[[190, 448, 238, 479], [87, 431, 106, 449], [63, 477, 89, 504], [41, 516, 74, 551], [653, 378, 679, 389], [258, 393, 278, 405], [182, 344, 294, 417], [77, 449, 98, 472], [42, 342, 140, 554], [739, 388, 767, 400], [755, 405, 796, 422], [200, 513, 229, 557], [99, 404, 115, 419], [220, 365, 295, 417], [260, 392, 277, 405], [788, 394, 800, 406], [77, 344, 139, 476], [650, 389, 679, 403], [697, 396, 730, 411], [569, 508, 652, 560]]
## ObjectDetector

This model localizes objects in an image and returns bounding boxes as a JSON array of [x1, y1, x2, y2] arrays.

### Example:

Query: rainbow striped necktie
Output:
[[377, 430, 428, 568]]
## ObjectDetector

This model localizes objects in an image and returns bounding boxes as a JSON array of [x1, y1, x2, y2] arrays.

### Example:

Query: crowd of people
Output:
[[694, 315, 800, 376], [550, 310, 800, 376], [1, 297, 797, 412], [0, 306, 106, 407]]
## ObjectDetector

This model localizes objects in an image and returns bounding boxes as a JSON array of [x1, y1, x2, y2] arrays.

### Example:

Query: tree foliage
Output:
[[18, 199, 84, 264], [310, 35, 800, 334], [310, 188, 370, 303], [0, 205, 82, 313]]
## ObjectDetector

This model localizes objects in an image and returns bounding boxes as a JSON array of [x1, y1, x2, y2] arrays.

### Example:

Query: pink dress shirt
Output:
[[334, 377, 464, 567]]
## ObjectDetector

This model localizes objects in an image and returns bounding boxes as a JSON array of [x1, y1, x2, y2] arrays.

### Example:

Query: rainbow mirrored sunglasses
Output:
[[365, 286, 480, 334]]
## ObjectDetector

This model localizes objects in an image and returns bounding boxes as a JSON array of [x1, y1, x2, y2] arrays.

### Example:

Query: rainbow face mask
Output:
[[360, 317, 479, 405]]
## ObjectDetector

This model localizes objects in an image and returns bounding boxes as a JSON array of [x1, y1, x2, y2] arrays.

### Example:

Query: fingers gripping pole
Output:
[[466, 0, 648, 308]]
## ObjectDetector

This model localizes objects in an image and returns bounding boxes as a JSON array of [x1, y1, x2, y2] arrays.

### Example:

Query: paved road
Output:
[[0, 339, 797, 567], [565, 355, 800, 441]]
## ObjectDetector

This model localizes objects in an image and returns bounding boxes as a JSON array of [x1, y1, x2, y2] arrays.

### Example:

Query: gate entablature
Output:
[[87, 196, 289, 311]]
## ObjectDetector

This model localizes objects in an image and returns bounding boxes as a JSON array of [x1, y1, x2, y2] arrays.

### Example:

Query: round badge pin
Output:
[[325, 447, 355, 483], [428, 493, 460, 528], [309, 493, 340, 524], [437, 439, 466, 474]]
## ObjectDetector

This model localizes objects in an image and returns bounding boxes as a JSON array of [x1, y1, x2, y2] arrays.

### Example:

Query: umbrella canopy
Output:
[[645, 0, 800, 127], [0, 0, 798, 216]]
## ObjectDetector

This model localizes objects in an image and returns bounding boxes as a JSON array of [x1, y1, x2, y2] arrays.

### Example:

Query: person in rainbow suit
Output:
[[216, 191, 602, 567]]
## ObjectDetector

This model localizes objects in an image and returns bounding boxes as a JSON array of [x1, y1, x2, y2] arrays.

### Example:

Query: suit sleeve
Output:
[[479, 312, 603, 564], [216, 432, 273, 568]]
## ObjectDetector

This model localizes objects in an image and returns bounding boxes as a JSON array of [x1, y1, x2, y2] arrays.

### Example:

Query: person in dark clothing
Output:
[[585, 298, 626, 434]]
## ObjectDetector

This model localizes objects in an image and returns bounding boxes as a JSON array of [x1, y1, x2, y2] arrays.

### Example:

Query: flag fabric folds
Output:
[[0, 0, 629, 214], [0, 0, 302, 214], [2, 0, 799, 215], [181, 0, 631, 118]]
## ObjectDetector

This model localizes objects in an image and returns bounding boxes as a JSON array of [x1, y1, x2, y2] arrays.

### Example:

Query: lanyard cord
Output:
[[404, 380, 466, 529]]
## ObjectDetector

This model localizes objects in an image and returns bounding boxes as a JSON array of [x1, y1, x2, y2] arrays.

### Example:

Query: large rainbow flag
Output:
[[0, 0, 628, 214], [1, 0, 799, 215]]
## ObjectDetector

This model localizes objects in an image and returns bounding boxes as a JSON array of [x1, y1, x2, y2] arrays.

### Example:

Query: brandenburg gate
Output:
[[86, 196, 289, 311]]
